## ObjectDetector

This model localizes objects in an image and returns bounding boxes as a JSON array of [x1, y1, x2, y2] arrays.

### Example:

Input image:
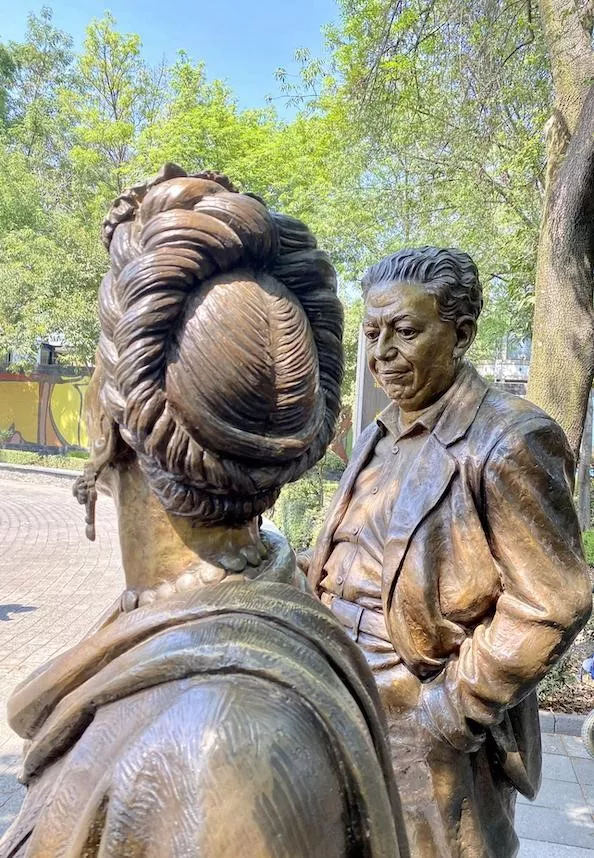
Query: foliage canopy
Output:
[[0, 3, 554, 403]]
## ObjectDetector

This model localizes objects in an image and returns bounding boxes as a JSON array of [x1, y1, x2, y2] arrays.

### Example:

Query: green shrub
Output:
[[321, 450, 346, 478], [0, 449, 85, 471], [39, 455, 86, 471], [538, 607, 594, 713], [537, 650, 574, 702], [0, 449, 39, 465], [584, 531, 594, 566], [271, 468, 339, 552]]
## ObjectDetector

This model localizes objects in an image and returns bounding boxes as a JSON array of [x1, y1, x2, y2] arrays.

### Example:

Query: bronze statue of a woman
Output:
[[1, 165, 403, 858]]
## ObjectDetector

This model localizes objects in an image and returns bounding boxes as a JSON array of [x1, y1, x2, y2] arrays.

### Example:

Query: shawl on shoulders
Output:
[[2, 573, 404, 858]]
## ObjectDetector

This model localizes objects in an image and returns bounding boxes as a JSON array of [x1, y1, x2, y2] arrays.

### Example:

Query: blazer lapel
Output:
[[433, 361, 489, 446], [308, 423, 381, 591], [381, 363, 489, 605], [311, 363, 489, 596], [382, 433, 458, 604]]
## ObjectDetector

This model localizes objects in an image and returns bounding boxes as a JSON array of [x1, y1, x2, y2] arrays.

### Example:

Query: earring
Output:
[[73, 418, 118, 542], [73, 462, 98, 541]]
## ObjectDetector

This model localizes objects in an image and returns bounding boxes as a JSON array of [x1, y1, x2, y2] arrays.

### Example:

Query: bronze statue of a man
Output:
[[308, 246, 592, 857]]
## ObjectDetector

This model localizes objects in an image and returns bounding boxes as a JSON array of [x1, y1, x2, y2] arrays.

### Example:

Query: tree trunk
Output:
[[329, 408, 352, 464], [528, 0, 594, 458], [577, 390, 592, 530], [528, 88, 594, 457]]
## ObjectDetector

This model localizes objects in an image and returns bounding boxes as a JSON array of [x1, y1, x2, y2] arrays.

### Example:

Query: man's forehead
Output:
[[364, 280, 435, 316]]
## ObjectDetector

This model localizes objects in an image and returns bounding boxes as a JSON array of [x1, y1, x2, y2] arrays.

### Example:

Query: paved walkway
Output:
[[0, 474, 593, 854], [518, 734, 594, 856], [0, 476, 122, 835]]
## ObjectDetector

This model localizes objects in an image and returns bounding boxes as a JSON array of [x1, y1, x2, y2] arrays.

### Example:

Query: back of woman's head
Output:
[[97, 163, 343, 524]]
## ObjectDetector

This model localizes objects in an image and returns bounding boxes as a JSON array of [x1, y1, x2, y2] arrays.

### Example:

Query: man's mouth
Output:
[[378, 369, 410, 380]]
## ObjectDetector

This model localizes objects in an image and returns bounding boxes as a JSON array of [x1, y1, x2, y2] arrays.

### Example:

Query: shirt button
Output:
[[352, 525, 360, 535], [371, 486, 379, 494], [336, 575, 344, 585], [392, 444, 399, 454]]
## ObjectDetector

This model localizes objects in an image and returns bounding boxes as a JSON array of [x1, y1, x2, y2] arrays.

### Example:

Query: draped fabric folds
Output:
[[1, 581, 403, 858]]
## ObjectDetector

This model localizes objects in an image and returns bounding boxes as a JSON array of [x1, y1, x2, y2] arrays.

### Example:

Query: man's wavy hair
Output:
[[95, 163, 343, 525], [361, 246, 483, 324]]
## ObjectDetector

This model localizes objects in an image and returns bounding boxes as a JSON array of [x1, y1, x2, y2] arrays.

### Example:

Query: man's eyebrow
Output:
[[364, 312, 416, 325]]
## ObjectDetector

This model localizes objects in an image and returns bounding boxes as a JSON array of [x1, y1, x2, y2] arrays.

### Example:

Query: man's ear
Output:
[[453, 316, 477, 359]]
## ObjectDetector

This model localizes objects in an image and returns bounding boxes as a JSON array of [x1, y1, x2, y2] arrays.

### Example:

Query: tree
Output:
[[527, 0, 594, 457], [0, 14, 369, 385], [65, 13, 169, 204], [131, 55, 370, 438], [4, 7, 73, 164], [283, 0, 552, 362]]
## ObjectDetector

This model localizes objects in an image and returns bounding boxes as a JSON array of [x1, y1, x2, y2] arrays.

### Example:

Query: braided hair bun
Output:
[[97, 164, 343, 524]]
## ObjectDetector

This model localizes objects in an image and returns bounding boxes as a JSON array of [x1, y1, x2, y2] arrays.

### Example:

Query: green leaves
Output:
[[0, 223, 101, 366], [0, 1, 551, 394], [305, 0, 551, 359]]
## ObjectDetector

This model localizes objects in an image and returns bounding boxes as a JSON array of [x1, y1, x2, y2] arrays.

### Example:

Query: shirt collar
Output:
[[376, 363, 470, 441]]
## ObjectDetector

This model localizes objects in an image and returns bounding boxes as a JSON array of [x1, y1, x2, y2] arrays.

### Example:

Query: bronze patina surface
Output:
[[0, 165, 403, 858], [308, 246, 593, 858]]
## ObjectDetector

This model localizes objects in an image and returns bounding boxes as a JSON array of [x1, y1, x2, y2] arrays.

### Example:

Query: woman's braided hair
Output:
[[97, 163, 343, 524]]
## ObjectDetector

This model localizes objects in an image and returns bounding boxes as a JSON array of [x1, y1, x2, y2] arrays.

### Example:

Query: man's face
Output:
[[364, 280, 464, 412]]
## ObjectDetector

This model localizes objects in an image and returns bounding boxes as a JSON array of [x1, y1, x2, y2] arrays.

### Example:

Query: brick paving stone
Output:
[[543, 733, 568, 755], [516, 804, 594, 850], [519, 843, 594, 858], [574, 759, 594, 787], [543, 751, 579, 782], [518, 778, 587, 813], [565, 736, 593, 760]]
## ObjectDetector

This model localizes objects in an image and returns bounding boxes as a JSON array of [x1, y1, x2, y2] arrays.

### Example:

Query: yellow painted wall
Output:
[[0, 379, 39, 444], [0, 372, 89, 450], [50, 379, 89, 447]]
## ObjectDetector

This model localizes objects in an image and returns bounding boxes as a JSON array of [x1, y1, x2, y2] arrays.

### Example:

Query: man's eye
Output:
[[364, 328, 379, 341], [398, 328, 417, 339]]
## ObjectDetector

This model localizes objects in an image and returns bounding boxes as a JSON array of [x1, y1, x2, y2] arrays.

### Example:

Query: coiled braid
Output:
[[97, 164, 343, 524]]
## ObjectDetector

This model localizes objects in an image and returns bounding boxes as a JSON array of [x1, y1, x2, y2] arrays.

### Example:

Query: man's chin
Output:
[[381, 381, 415, 405], [380, 382, 434, 411]]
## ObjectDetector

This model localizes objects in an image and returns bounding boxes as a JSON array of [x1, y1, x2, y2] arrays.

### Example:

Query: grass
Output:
[[0, 448, 88, 471], [584, 530, 594, 566]]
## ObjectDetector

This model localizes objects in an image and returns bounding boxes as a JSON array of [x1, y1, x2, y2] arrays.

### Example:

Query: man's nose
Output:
[[376, 328, 397, 359]]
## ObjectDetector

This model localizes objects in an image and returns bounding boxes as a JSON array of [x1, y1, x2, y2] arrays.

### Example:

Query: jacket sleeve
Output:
[[420, 416, 592, 751]]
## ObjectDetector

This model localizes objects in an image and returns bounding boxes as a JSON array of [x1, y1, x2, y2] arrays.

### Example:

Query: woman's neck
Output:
[[110, 460, 262, 594]]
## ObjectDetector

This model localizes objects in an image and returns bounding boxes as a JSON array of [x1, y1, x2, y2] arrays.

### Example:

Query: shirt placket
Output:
[[339, 434, 400, 596]]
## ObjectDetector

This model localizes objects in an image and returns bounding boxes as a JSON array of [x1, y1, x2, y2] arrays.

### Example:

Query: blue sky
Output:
[[1, 0, 340, 113]]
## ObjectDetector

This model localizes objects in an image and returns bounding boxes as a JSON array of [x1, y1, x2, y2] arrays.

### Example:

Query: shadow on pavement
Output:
[[0, 753, 25, 837], [0, 605, 36, 622]]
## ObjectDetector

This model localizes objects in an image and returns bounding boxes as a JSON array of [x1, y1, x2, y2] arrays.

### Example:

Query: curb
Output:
[[539, 710, 586, 736], [0, 462, 81, 480]]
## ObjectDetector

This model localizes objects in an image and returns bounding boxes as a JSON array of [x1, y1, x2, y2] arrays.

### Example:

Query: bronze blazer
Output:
[[309, 363, 591, 797]]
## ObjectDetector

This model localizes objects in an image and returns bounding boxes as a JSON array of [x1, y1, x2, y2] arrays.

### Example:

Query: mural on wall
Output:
[[0, 368, 89, 450]]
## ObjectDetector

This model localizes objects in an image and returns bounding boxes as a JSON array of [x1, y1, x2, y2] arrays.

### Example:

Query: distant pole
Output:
[[577, 389, 593, 531], [353, 327, 389, 441]]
